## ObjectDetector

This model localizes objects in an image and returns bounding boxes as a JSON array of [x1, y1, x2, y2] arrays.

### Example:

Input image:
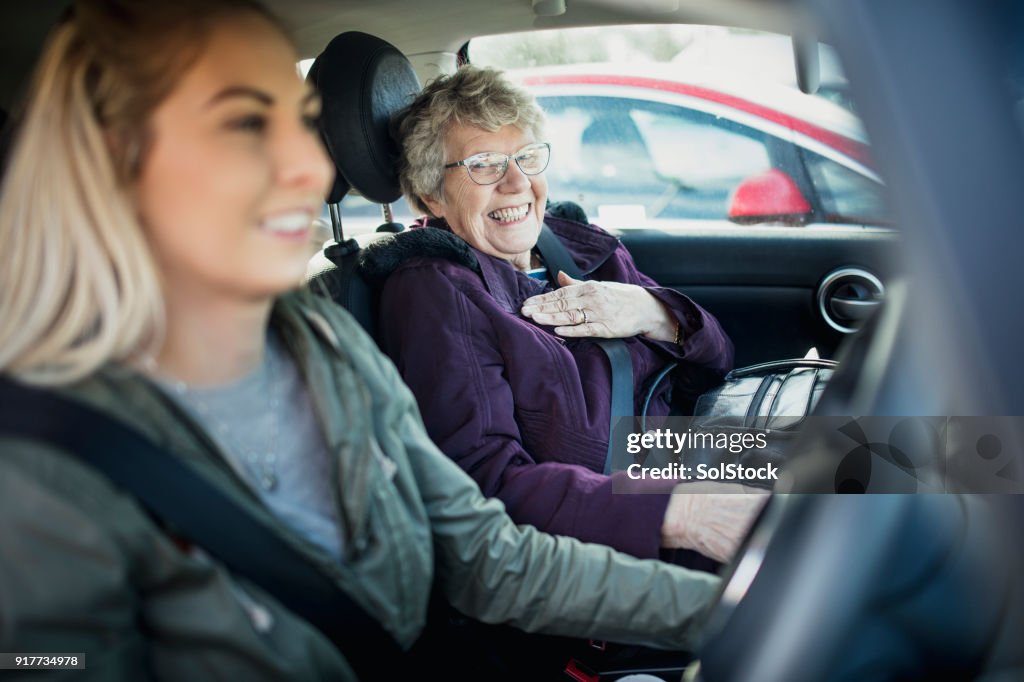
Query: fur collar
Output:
[[357, 227, 480, 287]]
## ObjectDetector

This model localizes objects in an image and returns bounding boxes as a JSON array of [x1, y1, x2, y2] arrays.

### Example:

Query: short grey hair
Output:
[[394, 66, 546, 216]]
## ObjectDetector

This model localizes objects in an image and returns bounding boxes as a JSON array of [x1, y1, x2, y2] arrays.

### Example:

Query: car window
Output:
[[331, 193, 415, 236], [305, 25, 895, 235], [471, 25, 893, 231], [541, 95, 773, 225]]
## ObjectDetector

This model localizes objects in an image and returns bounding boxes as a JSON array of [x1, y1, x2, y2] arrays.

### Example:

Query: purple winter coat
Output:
[[367, 215, 734, 558]]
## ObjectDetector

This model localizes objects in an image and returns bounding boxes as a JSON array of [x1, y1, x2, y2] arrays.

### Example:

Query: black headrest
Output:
[[308, 32, 421, 205]]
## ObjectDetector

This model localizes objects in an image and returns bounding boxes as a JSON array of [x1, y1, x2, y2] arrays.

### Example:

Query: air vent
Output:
[[817, 267, 885, 333]]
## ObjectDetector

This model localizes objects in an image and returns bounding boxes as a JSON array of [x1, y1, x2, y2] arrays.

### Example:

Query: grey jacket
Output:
[[0, 291, 720, 680]]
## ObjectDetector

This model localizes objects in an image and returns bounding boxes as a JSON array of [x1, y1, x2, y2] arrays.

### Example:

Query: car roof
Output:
[[0, 0, 809, 109], [264, 0, 809, 60]]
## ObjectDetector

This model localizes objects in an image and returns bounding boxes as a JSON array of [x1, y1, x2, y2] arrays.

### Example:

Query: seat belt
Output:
[[310, 238, 378, 338], [0, 376, 404, 679], [534, 224, 633, 475]]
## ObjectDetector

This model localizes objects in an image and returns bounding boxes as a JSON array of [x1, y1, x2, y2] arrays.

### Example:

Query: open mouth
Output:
[[259, 210, 314, 240], [487, 203, 532, 225]]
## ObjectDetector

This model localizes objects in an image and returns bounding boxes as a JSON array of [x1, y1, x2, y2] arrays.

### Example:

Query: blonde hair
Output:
[[0, 0, 282, 385], [394, 66, 546, 216]]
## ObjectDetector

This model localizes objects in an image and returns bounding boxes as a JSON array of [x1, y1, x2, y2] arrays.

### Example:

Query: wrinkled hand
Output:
[[661, 484, 769, 562], [520, 271, 677, 341]]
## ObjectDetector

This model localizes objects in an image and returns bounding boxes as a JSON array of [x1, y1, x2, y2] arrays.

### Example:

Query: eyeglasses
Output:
[[444, 142, 551, 185]]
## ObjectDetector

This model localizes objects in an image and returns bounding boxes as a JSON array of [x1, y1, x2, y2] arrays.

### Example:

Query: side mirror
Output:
[[727, 169, 813, 226]]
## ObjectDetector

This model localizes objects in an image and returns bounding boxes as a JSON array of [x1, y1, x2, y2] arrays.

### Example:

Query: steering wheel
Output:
[[689, 282, 1019, 680], [695, 495, 1016, 680]]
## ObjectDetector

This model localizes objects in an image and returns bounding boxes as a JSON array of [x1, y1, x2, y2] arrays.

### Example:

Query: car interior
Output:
[[1, 0, 1023, 680]]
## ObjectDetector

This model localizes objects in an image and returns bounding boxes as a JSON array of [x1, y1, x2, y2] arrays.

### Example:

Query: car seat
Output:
[[305, 32, 421, 337]]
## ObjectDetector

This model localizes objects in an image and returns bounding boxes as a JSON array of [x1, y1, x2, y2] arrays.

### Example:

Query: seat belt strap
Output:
[[0, 376, 403, 678], [311, 237, 378, 337], [534, 224, 633, 475]]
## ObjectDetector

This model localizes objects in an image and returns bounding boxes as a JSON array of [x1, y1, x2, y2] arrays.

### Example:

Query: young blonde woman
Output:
[[0, 1, 734, 679]]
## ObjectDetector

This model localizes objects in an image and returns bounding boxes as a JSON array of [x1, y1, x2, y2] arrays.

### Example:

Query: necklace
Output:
[[167, 346, 281, 492]]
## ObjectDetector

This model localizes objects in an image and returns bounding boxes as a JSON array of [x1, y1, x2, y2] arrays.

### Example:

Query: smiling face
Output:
[[135, 13, 333, 304], [424, 124, 548, 270]]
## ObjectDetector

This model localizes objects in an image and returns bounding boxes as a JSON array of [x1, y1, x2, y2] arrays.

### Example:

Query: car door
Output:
[[619, 223, 899, 366]]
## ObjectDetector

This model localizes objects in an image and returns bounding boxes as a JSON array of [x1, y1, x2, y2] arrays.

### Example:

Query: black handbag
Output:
[[693, 358, 837, 427], [670, 358, 838, 485]]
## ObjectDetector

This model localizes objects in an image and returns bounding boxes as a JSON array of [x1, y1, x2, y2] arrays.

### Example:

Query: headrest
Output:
[[582, 112, 644, 148], [308, 32, 421, 205]]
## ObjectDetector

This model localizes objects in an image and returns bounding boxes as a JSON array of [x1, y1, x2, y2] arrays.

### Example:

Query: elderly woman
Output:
[[0, 2, 728, 679], [367, 66, 753, 563]]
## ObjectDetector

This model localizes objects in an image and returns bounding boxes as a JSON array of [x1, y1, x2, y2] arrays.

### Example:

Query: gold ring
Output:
[[578, 307, 588, 325]]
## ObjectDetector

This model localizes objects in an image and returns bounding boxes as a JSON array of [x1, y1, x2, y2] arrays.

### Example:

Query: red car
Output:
[[511, 64, 888, 231]]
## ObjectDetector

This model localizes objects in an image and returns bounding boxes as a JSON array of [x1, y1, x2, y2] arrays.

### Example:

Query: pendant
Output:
[[260, 473, 278, 491]]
